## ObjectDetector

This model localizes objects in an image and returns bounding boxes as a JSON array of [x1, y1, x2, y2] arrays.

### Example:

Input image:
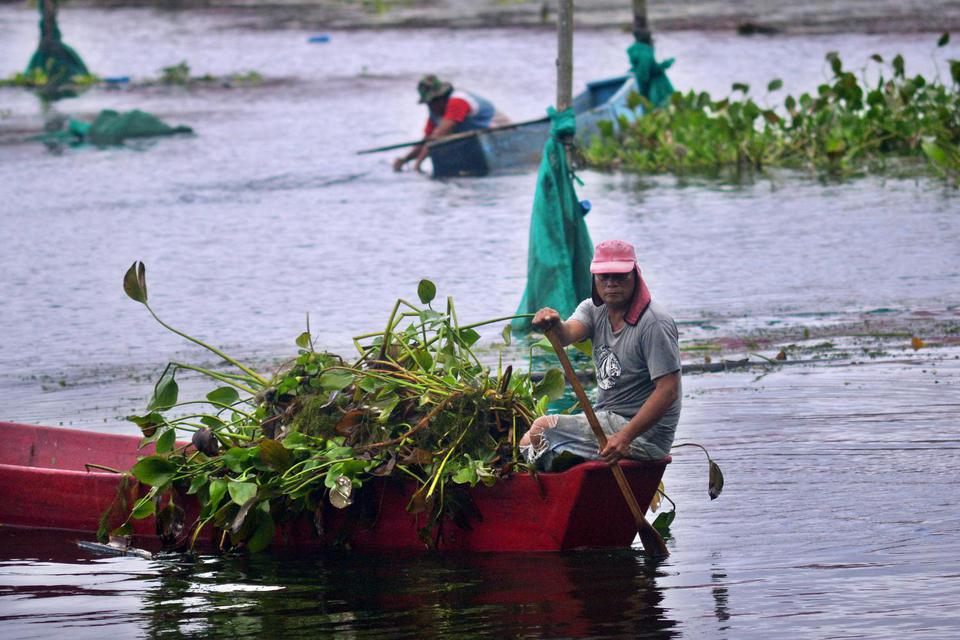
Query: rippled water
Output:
[[1, 6, 959, 639]]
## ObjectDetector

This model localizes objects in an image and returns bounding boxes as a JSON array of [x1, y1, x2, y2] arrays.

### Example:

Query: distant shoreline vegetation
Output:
[[0, 60, 265, 98], [585, 35, 960, 185]]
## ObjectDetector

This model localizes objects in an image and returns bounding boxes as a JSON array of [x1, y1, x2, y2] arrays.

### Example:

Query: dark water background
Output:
[[1, 6, 959, 638]]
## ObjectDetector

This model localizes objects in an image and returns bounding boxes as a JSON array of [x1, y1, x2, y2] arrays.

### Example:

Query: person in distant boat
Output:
[[519, 240, 682, 471], [393, 74, 508, 172]]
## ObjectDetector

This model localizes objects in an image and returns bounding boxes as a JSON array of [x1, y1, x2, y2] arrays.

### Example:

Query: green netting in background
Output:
[[37, 109, 193, 147], [26, 1, 88, 87], [512, 107, 594, 334], [628, 41, 674, 108]]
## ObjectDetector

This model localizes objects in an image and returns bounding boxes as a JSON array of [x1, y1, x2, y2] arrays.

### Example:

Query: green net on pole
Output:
[[627, 41, 674, 108], [512, 107, 594, 334], [26, 1, 88, 91]]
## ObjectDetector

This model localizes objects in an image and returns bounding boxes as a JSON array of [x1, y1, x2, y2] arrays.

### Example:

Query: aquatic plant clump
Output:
[[585, 37, 960, 183], [105, 263, 562, 552]]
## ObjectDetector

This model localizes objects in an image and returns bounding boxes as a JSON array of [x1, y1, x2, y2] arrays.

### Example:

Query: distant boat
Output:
[[428, 74, 640, 178], [0, 420, 669, 552]]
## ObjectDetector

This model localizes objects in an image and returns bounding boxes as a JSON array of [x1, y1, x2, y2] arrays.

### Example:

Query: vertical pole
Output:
[[631, 0, 652, 43], [556, 0, 574, 111], [42, 0, 58, 41]]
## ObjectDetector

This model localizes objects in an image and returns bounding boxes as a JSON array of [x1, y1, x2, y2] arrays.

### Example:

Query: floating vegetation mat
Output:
[[586, 37, 960, 184]]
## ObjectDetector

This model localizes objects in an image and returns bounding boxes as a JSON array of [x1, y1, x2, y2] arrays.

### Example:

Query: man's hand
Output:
[[599, 429, 632, 466], [532, 307, 561, 332]]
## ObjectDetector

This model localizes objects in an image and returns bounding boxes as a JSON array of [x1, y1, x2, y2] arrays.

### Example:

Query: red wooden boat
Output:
[[0, 421, 669, 552]]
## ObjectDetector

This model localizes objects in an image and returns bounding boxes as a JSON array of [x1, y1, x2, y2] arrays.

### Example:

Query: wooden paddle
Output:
[[355, 115, 550, 155], [545, 327, 670, 558]]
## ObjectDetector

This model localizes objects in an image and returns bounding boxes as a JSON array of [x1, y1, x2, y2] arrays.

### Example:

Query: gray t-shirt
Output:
[[569, 299, 682, 453]]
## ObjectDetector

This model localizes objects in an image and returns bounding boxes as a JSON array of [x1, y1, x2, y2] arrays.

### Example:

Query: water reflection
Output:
[[142, 550, 678, 639], [0, 530, 678, 639]]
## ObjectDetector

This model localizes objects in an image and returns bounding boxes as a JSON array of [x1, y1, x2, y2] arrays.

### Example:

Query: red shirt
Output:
[[423, 97, 472, 136]]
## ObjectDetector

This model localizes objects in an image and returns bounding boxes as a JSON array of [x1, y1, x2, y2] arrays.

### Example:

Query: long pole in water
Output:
[[556, 0, 574, 111], [556, 0, 574, 166], [631, 0, 653, 43]]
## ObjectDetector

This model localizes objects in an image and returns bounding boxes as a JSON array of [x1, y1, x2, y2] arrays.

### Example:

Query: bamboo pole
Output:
[[631, 0, 652, 43], [556, 0, 574, 111]]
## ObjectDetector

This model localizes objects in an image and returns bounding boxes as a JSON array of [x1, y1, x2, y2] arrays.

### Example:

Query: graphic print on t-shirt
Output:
[[595, 345, 622, 390]]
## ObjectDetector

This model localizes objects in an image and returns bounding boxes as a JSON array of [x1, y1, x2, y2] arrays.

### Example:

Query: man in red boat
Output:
[[393, 74, 508, 172], [520, 239, 681, 470]]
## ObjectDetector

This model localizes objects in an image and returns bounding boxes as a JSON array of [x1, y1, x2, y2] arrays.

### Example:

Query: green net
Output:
[[512, 107, 594, 334], [86, 109, 193, 146], [627, 41, 674, 108], [26, 1, 88, 90], [36, 109, 193, 146]]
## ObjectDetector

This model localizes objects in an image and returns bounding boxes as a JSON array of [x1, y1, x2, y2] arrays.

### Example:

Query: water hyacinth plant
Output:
[[585, 36, 960, 183], [106, 262, 564, 552]]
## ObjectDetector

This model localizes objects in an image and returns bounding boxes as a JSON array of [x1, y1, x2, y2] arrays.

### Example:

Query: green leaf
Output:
[[533, 368, 566, 402], [147, 368, 178, 411], [830, 55, 842, 76], [122, 261, 148, 304], [187, 475, 207, 495], [131, 493, 156, 519], [531, 337, 552, 352], [731, 82, 749, 94], [156, 427, 176, 454], [870, 53, 884, 63], [206, 386, 240, 406], [319, 371, 353, 392], [652, 510, 675, 535], [938, 32, 950, 47], [892, 54, 905, 77], [453, 461, 479, 485], [763, 110, 781, 125], [417, 279, 437, 305], [572, 339, 592, 358], [247, 510, 275, 553], [295, 331, 311, 349], [207, 479, 228, 512], [457, 328, 480, 347], [127, 412, 166, 438], [501, 324, 512, 346], [131, 456, 176, 487], [411, 348, 433, 371], [222, 447, 253, 473], [535, 395, 550, 416], [259, 439, 294, 472], [200, 415, 225, 429], [626, 90, 643, 111], [766, 78, 783, 92], [708, 460, 725, 500], [228, 481, 258, 506]]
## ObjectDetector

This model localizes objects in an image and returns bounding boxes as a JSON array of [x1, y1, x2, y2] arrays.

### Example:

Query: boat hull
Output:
[[429, 74, 640, 178], [0, 421, 668, 552]]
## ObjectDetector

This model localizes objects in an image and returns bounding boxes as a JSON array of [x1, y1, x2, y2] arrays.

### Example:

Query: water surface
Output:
[[1, 7, 959, 638]]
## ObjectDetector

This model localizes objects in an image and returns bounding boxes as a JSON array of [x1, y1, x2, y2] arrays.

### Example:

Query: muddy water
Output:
[[1, 7, 959, 639]]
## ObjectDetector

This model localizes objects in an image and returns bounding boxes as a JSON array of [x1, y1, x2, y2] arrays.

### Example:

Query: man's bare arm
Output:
[[532, 307, 589, 346]]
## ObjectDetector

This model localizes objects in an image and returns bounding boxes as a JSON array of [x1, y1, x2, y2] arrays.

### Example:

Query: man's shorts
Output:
[[522, 411, 670, 471]]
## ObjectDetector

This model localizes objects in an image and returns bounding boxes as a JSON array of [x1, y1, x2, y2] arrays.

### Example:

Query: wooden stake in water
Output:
[[632, 0, 653, 43], [556, 0, 574, 111]]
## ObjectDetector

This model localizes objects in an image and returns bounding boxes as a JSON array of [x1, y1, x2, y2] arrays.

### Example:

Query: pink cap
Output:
[[590, 239, 637, 274]]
